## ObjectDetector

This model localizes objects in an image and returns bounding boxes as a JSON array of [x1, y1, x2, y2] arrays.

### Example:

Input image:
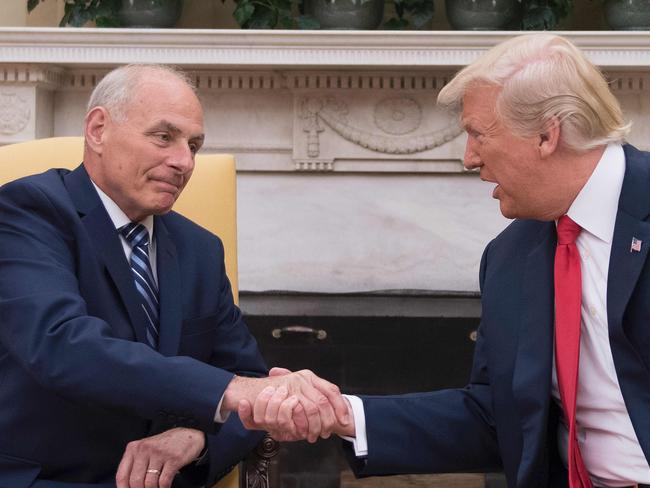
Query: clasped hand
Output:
[[235, 367, 355, 442]]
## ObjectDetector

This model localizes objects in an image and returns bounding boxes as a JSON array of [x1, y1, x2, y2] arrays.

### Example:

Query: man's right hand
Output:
[[234, 367, 356, 442], [222, 367, 350, 443]]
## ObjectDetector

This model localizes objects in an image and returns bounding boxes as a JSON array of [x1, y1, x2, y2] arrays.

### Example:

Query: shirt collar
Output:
[[91, 181, 155, 239], [566, 143, 625, 244]]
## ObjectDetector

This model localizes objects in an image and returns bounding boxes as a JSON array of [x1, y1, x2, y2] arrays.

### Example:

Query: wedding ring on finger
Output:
[[146, 468, 161, 475]]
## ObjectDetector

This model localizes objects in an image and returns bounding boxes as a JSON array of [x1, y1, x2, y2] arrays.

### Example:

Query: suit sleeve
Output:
[[204, 261, 268, 483], [0, 177, 240, 433], [181, 239, 268, 485], [346, 242, 502, 476]]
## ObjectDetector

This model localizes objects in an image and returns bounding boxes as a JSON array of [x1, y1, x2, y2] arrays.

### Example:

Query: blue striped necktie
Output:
[[119, 222, 159, 348]]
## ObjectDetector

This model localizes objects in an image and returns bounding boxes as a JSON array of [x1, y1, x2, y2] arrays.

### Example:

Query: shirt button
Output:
[[589, 306, 598, 317], [577, 428, 587, 444]]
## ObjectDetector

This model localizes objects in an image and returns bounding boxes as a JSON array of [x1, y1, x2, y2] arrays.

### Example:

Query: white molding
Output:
[[0, 64, 65, 88], [2, 28, 650, 173], [2, 28, 650, 68]]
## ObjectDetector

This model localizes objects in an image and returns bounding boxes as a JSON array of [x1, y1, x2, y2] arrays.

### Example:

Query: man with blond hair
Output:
[[240, 34, 650, 488]]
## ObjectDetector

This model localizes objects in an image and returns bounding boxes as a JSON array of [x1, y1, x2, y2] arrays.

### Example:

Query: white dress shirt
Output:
[[92, 182, 157, 281], [345, 144, 650, 486]]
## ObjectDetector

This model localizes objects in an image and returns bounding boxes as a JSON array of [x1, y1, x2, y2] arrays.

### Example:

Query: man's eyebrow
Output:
[[149, 120, 204, 142], [148, 120, 181, 133]]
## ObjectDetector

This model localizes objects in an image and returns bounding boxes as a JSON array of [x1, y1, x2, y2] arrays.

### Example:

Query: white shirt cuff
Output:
[[341, 394, 368, 457], [213, 393, 230, 423]]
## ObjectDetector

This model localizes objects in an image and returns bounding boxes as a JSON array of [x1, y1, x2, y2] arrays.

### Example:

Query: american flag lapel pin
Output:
[[630, 237, 642, 253]]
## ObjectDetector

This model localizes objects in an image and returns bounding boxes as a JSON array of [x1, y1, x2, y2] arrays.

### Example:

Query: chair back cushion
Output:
[[0, 137, 239, 299]]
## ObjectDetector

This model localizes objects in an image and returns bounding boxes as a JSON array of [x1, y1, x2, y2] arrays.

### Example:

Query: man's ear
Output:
[[538, 116, 561, 159], [84, 107, 109, 154]]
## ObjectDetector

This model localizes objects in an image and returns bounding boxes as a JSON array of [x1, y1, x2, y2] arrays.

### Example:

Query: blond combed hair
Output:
[[438, 34, 630, 152]]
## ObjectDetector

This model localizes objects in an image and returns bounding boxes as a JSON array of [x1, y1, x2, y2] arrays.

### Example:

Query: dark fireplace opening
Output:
[[241, 292, 505, 487]]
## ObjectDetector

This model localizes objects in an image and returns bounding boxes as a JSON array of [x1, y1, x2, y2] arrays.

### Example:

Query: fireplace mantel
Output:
[[2, 28, 650, 68], [2, 28, 648, 294]]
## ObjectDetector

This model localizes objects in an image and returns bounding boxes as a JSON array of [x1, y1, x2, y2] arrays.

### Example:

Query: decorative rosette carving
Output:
[[374, 97, 422, 135]]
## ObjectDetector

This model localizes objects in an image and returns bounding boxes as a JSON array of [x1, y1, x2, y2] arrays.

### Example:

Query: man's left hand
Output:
[[115, 427, 205, 488]]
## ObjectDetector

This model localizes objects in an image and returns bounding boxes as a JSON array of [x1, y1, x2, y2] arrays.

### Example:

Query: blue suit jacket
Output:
[[348, 145, 650, 487], [0, 165, 267, 487]]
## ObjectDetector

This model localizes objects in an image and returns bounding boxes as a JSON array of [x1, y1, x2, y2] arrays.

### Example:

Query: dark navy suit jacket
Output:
[[347, 145, 650, 487], [0, 165, 267, 487]]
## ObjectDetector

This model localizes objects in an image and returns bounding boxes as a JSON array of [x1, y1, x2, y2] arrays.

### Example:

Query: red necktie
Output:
[[554, 215, 593, 488]]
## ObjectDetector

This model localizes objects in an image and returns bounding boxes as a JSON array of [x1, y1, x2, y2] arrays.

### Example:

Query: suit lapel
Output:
[[607, 145, 650, 460], [154, 217, 183, 356], [607, 145, 650, 335], [64, 165, 149, 344], [512, 221, 556, 486], [607, 213, 650, 331]]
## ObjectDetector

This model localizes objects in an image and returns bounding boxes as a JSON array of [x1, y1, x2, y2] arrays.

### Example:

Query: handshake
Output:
[[223, 367, 355, 443], [116, 367, 353, 488]]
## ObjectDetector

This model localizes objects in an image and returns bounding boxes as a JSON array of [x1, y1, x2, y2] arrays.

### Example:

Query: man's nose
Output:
[[463, 144, 481, 170], [168, 143, 195, 173]]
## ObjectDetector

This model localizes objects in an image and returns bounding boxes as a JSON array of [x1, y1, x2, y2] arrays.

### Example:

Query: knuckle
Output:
[[304, 404, 319, 416], [125, 440, 139, 452], [160, 474, 174, 487], [131, 474, 145, 485]]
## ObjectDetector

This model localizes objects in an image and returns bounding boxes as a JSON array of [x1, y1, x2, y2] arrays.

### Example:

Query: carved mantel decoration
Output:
[[0, 91, 31, 135], [295, 94, 463, 171]]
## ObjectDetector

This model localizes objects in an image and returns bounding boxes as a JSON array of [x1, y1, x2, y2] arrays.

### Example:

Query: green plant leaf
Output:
[[95, 16, 122, 27], [549, 0, 574, 18], [278, 17, 294, 28], [274, 0, 294, 27], [234, 1, 256, 26], [386, 0, 433, 30], [62, 3, 91, 27], [521, 0, 574, 29], [246, 6, 277, 28], [392, 0, 405, 19], [297, 14, 320, 29], [383, 17, 409, 29], [27, 0, 42, 13], [408, 0, 433, 29], [522, 5, 557, 29]]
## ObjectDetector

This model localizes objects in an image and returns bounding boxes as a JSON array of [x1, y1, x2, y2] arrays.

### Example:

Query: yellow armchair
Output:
[[0, 137, 277, 488], [0, 136, 239, 298]]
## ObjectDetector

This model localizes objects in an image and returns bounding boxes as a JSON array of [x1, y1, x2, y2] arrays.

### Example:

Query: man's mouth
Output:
[[152, 178, 182, 194]]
